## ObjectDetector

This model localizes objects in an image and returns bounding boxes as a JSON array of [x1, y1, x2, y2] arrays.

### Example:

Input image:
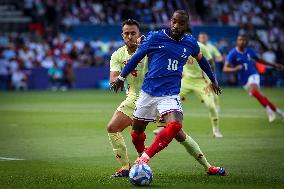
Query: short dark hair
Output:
[[122, 19, 140, 29], [173, 10, 189, 20], [199, 32, 207, 35], [238, 34, 247, 39]]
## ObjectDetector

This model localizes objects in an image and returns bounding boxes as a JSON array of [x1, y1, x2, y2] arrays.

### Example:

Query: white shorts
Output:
[[133, 90, 183, 122], [243, 74, 260, 90]]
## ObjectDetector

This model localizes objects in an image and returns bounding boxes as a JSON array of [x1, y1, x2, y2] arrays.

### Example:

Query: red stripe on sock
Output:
[[251, 89, 276, 111], [145, 122, 182, 158], [263, 96, 276, 111]]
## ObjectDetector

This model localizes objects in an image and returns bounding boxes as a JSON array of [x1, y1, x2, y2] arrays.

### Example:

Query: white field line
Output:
[[184, 112, 263, 118], [0, 157, 25, 161]]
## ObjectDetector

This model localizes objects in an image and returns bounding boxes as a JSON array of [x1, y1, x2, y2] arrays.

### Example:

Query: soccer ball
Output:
[[129, 163, 153, 186]]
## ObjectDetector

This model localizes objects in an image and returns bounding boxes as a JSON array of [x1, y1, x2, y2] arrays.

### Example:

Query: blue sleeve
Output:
[[226, 51, 235, 66], [120, 39, 150, 78], [191, 38, 200, 57], [197, 55, 216, 82], [249, 48, 260, 60]]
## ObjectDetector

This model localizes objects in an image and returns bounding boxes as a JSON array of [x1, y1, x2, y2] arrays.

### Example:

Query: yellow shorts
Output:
[[180, 78, 214, 103], [117, 95, 137, 118]]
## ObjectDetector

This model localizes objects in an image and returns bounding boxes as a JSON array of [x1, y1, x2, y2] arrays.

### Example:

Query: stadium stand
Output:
[[0, 0, 283, 90]]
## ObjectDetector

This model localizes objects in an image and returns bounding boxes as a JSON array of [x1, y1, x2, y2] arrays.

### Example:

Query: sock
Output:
[[251, 89, 276, 111], [180, 134, 211, 171], [145, 122, 182, 158], [131, 130, 146, 154], [262, 96, 276, 111], [108, 132, 130, 170], [276, 108, 284, 116], [208, 102, 219, 130], [214, 94, 220, 110]]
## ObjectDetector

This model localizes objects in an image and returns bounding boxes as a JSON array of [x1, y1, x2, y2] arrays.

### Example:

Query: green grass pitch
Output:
[[0, 88, 284, 189]]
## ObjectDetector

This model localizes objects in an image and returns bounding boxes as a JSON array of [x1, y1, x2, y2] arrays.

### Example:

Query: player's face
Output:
[[122, 24, 140, 48], [236, 36, 248, 48], [198, 34, 208, 44], [170, 13, 188, 39]]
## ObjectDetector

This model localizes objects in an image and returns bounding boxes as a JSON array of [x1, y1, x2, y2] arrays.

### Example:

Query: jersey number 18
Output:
[[167, 59, 179, 71]]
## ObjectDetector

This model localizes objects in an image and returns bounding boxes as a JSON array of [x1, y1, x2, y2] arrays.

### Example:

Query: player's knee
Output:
[[250, 88, 259, 96], [107, 122, 119, 133], [132, 119, 147, 133], [168, 122, 182, 133], [175, 129, 186, 142]]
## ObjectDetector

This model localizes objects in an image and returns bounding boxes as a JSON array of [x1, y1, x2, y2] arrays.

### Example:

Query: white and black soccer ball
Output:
[[129, 163, 153, 186]]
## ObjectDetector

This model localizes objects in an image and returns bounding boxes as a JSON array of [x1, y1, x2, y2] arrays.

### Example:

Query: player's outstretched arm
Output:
[[111, 46, 148, 93], [256, 58, 284, 70]]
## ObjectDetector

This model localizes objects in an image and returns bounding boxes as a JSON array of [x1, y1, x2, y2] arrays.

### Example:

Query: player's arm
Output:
[[223, 61, 242, 72], [111, 42, 149, 93], [201, 43, 215, 72], [195, 52, 221, 95], [110, 71, 120, 84], [208, 59, 215, 73], [254, 57, 284, 70], [212, 45, 223, 62], [222, 51, 242, 72], [248, 48, 283, 70], [195, 52, 215, 82], [109, 51, 122, 90]]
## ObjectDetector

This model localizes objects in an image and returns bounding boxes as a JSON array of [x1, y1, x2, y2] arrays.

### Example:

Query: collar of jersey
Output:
[[235, 47, 247, 54], [164, 28, 185, 42]]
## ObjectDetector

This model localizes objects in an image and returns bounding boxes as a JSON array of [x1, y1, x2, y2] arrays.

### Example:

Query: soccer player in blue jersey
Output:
[[223, 34, 284, 122], [111, 10, 224, 175]]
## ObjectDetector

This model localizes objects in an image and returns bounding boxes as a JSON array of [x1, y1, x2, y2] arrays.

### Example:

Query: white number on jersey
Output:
[[167, 59, 179, 71]]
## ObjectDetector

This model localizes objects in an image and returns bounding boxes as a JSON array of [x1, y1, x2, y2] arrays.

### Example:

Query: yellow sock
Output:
[[214, 94, 220, 110], [180, 134, 211, 171], [208, 102, 219, 130], [108, 132, 129, 170]]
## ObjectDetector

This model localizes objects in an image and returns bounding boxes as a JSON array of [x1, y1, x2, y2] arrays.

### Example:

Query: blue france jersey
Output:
[[226, 47, 259, 85], [137, 29, 200, 96]]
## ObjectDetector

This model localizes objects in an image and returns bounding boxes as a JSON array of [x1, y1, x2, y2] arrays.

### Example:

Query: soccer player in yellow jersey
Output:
[[180, 41, 223, 138], [107, 19, 147, 178], [108, 19, 225, 178], [198, 32, 223, 111]]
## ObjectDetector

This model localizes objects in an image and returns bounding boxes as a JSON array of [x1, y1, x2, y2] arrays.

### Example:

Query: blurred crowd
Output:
[[0, 32, 123, 90], [0, 0, 283, 90]]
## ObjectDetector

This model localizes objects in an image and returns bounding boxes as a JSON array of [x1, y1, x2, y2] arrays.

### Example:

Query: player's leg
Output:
[[214, 93, 221, 112], [175, 129, 211, 170], [131, 118, 149, 156], [138, 95, 183, 163], [245, 74, 283, 122], [107, 100, 133, 177], [193, 79, 222, 137], [131, 91, 156, 159], [202, 93, 222, 138], [152, 80, 190, 135], [175, 129, 225, 175]]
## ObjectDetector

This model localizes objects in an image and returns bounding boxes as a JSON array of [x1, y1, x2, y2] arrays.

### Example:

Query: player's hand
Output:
[[210, 80, 222, 95], [235, 65, 243, 71], [110, 77, 124, 93]]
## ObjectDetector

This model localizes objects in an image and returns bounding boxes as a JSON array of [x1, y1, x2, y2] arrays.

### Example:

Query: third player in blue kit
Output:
[[224, 34, 284, 122]]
